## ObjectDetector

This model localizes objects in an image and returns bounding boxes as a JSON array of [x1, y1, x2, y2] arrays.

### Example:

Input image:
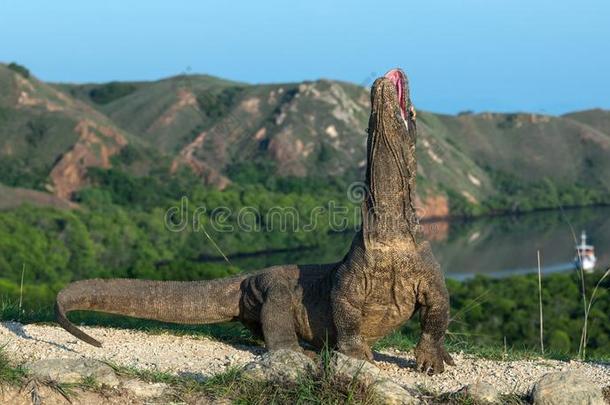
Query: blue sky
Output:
[[1, 0, 608, 114]]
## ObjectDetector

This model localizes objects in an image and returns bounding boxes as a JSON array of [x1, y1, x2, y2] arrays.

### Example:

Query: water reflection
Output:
[[433, 207, 609, 279], [204, 207, 609, 280]]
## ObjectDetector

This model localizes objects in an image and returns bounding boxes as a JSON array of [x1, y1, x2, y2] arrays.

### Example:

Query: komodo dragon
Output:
[[55, 68, 455, 374]]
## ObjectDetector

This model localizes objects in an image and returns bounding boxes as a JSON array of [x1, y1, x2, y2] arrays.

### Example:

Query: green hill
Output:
[[430, 111, 610, 189], [417, 111, 610, 214], [564, 108, 610, 134], [57, 75, 240, 153], [0, 63, 162, 200], [0, 184, 75, 210], [61, 74, 610, 216], [1, 62, 609, 216]]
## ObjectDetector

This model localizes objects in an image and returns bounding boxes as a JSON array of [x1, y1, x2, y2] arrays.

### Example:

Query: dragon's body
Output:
[[56, 69, 454, 374]]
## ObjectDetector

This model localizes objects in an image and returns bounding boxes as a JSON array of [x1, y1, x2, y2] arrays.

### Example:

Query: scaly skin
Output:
[[56, 69, 454, 374]]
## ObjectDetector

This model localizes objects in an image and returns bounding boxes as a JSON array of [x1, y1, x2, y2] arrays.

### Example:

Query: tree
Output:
[[8, 62, 30, 78]]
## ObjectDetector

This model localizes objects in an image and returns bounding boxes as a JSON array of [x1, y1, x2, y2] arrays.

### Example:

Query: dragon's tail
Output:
[[55, 277, 245, 347]]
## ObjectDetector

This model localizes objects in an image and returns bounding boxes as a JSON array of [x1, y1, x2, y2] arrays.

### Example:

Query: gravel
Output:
[[376, 348, 609, 396], [0, 321, 261, 380], [2, 322, 608, 395]]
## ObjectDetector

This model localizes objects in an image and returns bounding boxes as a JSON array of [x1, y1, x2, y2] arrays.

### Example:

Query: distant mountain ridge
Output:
[[0, 63, 160, 201], [1, 62, 609, 218]]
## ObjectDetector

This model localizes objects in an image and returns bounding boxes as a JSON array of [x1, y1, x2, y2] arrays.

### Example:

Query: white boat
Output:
[[574, 230, 597, 272]]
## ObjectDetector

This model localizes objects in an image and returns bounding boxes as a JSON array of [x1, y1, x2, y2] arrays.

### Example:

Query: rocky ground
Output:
[[0, 322, 261, 381], [376, 347, 609, 396], [1, 321, 609, 404]]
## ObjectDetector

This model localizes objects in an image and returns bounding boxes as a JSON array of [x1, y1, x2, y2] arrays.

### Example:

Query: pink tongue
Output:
[[384, 69, 406, 119]]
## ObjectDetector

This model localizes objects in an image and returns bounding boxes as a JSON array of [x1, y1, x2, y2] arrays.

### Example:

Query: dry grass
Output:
[[537, 250, 544, 355], [416, 386, 527, 405], [558, 205, 608, 360], [109, 349, 382, 405]]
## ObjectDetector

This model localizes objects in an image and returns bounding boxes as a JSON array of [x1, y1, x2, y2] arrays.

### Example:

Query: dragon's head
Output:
[[370, 68, 414, 130]]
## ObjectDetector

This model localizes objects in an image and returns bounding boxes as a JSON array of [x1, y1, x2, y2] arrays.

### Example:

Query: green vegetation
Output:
[[486, 172, 610, 212], [25, 118, 50, 146], [88, 82, 138, 104], [0, 157, 50, 190], [448, 171, 610, 217], [225, 160, 356, 195], [0, 166, 360, 309], [7, 62, 30, 78], [111, 349, 379, 405], [110, 143, 145, 166], [0, 346, 26, 385], [388, 270, 610, 360], [196, 86, 244, 119]]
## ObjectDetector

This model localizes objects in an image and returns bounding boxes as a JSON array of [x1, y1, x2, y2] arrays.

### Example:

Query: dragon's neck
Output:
[[362, 92, 418, 249]]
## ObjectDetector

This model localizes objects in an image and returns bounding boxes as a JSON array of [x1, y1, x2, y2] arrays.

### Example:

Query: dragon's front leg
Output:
[[414, 277, 454, 374]]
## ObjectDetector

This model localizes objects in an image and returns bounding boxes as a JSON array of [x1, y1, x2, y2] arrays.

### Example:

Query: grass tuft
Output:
[[423, 390, 527, 405], [374, 331, 576, 362], [41, 379, 78, 402], [109, 359, 380, 404], [0, 345, 26, 385]]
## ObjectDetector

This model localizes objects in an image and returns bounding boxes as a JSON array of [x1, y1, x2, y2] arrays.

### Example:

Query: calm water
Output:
[[210, 207, 610, 280]]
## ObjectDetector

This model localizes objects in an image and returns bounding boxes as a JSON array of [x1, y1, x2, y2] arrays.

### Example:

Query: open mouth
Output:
[[384, 68, 407, 120]]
